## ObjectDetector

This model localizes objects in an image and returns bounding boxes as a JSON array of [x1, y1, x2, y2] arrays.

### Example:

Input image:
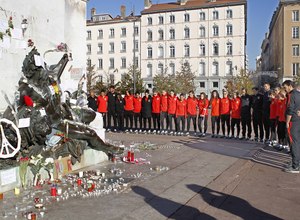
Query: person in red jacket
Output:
[[220, 89, 231, 138], [186, 91, 198, 135], [133, 92, 142, 132], [269, 91, 278, 145], [277, 91, 288, 150], [152, 89, 161, 133], [160, 90, 168, 134], [167, 90, 177, 135], [230, 91, 241, 139], [97, 90, 108, 128], [210, 90, 221, 138], [198, 92, 209, 137], [124, 90, 134, 132], [176, 93, 187, 135]]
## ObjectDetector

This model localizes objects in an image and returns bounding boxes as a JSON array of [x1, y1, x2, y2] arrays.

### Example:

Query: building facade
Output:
[[141, 0, 247, 95], [86, 7, 141, 86], [257, 0, 300, 84]]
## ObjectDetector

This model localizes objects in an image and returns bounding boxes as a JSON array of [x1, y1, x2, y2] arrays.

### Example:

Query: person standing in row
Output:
[[152, 89, 161, 133], [230, 91, 241, 139], [115, 93, 125, 132], [240, 88, 252, 140], [283, 80, 300, 173], [186, 91, 198, 136], [142, 90, 152, 133], [263, 83, 271, 143], [210, 90, 220, 138], [220, 89, 231, 138], [269, 91, 278, 145], [160, 90, 168, 134], [168, 90, 177, 135], [133, 92, 142, 132], [124, 90, 134, 132], [97, 90, 108, 129], [176, 93, 186, 135], [252, 87, 264, 142], [107, 85, 117, 132], [198, 92, 209, 137], [277, 91, 288, 150], [87, 90, 98, 112]]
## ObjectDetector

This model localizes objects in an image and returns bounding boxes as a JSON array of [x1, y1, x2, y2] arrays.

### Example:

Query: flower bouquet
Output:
[[19, 157, 30, 189], [29, 154, 44, 186]]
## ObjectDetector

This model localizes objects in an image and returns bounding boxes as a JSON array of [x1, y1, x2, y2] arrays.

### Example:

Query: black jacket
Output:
[[107, 92, 117, 112], [286, 89, 300, 122], [141, 96, 152, 118], [251, 94, 263, 116], [87, 96, 98, 111], [115, 98, 125, 115], [241, 94, 252, 117], [262, 91, 271, 117]]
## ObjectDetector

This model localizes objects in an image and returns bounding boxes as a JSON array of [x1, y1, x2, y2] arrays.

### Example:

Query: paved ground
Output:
[[2, 132, 299, 219]]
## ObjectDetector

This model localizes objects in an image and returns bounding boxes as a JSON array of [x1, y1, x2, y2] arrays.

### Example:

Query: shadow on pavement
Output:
[[185, 184, 282, 220], [131, 186, 216, 220]]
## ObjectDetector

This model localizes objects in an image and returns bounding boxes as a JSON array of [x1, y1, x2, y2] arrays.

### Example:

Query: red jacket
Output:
[[278, 99, 287, 122], [24, 95, 33, 107], [133, 97, 142, 113], [124, 95, 134, 111], [198, 99, 209, 116], [168, 95, 177, 114], [231, 97, 241, 119], [186, 97, 198, 116], [176, 99, 187, 117], [161, 94, 168, 112], [152, 95, 161, 113], [97, 95, 108, 113], [270, 98, 277, 119], [220, 97, 231, 115], [210, 98, 220, 116]]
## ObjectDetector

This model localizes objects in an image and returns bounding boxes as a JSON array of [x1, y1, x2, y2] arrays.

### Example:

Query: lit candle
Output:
[[57, 187, 62, 195], [96, 170, 101, 176], [14, 187, 20, 195], [0, 193, 3, 200], [50, 187, 57, 196], [78, 171, 83, 178], [77, 178, 82, 186]]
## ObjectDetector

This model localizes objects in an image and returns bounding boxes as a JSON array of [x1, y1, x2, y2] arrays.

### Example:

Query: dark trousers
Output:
[[277, 121, 287, 145], [143, 117, 151, 130], [263, 114, 270, 140], [124, 110, 134, 129], [100, 112, 107, 128], [152, 113, 160, 130], [198, 116, 208, 134], [231, 118, 240, 137], [270, 119, 277, 141], [241, 116, 252, 138], [168, 114, 176, 131], [221, 114, 230, 136], [211, 116, 220, 135], [134, 112, 142, 129], [288, 121, 300, 168], [176, 116, 185, 132], [187, 115, 197, 132], [160, 112, 168, 130], [116, 113, 124, 131], [253, 115, 264, 140], [107, 111, 116, 130]]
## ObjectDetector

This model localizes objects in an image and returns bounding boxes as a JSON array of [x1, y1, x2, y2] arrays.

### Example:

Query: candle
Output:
[[78, 171, 83, 178], [77, 178, 82, 186], [102, 173, 105, 177], [34, 197, 39, 203], [31, 213, 36, 220], [127, 151, 131, 162], [57, 187, 62, 195], [14, 187, 20, 195], [130, 152, 135, 162], [96, 170, 101, 176], [50, 187, 57, 196], [0, 193, 3, 200]]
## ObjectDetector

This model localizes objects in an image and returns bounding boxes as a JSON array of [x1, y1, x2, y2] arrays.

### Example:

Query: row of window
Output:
[[146, 61, 234, 77], [147, 42, 233, 58], [147, 24, 233, 41], [87, 57, 139, 70], [292, 10, 299, 22], [147, 9, 233, 25], [87, 26, 139, 40], [292, 26, 299, 39], [87, 41, 139, 54]]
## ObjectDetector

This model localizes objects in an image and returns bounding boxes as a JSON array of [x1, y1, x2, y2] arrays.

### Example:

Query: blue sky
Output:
[[87, 0, 279, 70]]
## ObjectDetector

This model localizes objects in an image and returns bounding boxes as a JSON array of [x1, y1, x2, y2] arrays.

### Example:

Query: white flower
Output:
[[45, 158, 54, 164]]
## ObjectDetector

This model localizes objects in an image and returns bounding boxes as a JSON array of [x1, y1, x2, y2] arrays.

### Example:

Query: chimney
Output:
[[91, 8, 96, 17], [178, 0, 188, 5], [121, 5, 126, 18], [144, 0, 152, 9]]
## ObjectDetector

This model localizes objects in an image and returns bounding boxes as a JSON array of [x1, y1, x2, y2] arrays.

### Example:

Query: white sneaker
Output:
[[114, 129, 117, 132], [157, 130, 160, 134], [153, 130, 156, 134], [125, 129, 129, 133], [169, 131, 173, 135], [139, 129, 142, 133], [186, 132, 190, 136], [148, 130, 151, 134], [130, 129, 133, 133]]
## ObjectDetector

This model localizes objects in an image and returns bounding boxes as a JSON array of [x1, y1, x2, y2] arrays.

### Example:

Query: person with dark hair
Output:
[[276, 90, 288, 151], [87, 90, 98, 111], [240, 88, 252, 140], [263, 83, 271, 143], [220, 89, 231, 138], [176, 93, 187, 136], [160, 90, 168, 134], [124, 90, 134, 132], [133, 92, 142, 132], [282, 80, 300, 173], [167, 90, 177, 135], [107, 85, 117, 132], [210, 90, 221, 138], [141, 90, 152, 133], [251, 87, 264, 142], [198, 92, 209, 137], [115, 93, 125, 132], [230, 91, 241, 139], [186, 91, 198, 136], [152, 89, 161, 134], [97, 90, 108, 128], [269, 91, 278, 146]]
